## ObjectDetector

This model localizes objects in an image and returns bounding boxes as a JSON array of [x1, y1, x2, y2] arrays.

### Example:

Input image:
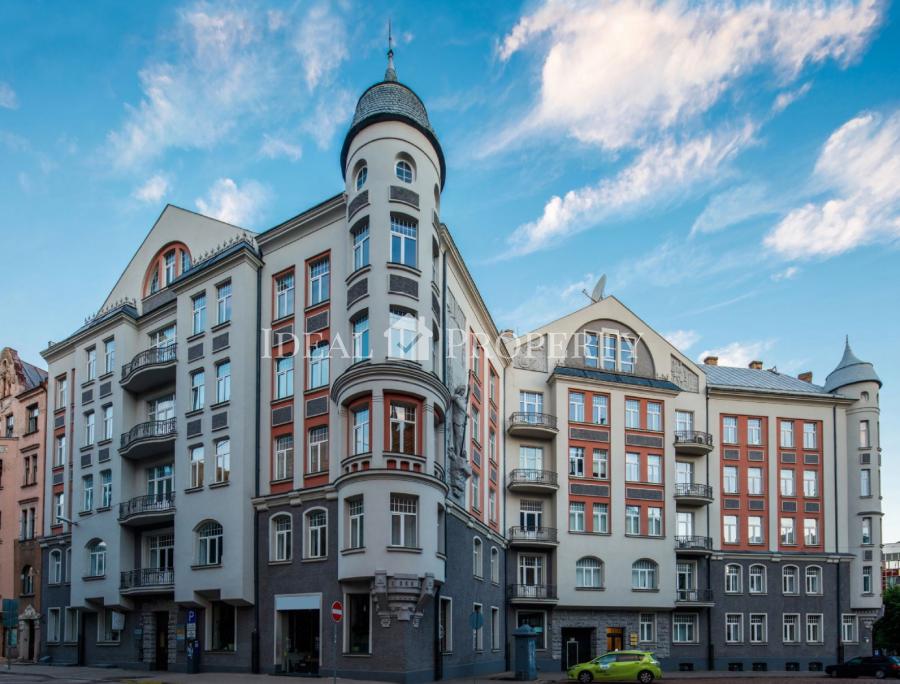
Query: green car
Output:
[[567, 650, 662, 683]]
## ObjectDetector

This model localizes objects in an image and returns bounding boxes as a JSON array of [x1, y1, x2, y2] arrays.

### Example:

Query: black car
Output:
[[826, 656, 900, 678]]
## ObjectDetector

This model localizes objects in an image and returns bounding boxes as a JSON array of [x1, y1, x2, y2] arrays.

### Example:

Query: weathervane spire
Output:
[[385, 19, 397, 82]]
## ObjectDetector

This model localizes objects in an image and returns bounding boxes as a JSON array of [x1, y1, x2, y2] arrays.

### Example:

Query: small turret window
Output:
[[395, 160, 413, 183], [355, 165, 368, 191]]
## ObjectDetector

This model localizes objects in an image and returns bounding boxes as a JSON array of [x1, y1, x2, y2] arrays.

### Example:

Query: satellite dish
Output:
[[583, 274, 607, 303]]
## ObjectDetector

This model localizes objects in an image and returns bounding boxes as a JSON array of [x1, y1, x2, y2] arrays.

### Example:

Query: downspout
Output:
[[252, 252, 263, 673], [833, 402, 842, 664], [705, 383, 713, 671], [436, 247, 448, 682]]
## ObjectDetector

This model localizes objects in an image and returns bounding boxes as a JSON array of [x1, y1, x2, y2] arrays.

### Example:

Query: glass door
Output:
[[676, 511, 694, 536], [676, 561, 695, 600], [147, 464, 174, 501], [519, 501, 543, 531], [518, 555, 544, 597], [676, 461, 694, 485], [148, 395, 175, 421]]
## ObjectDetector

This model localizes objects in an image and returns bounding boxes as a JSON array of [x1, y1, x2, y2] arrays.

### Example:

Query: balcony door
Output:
[[147, 464, 174, 500], [676, 561, 696, 599], [675, 410, 694, 433], [147, 533, 175, 570], [519, 501, 543, 531], [518, 554, 544, 595], [676, 511, 694, 537], [148, 395, 175, 422], [519, 391, 543, 419], [150, 325, 176, 349], [676, 461, 694, 485], [519, 446, 543, 471]]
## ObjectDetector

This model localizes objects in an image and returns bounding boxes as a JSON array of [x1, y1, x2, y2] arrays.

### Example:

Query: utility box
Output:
[[513, 625, 538, 681]]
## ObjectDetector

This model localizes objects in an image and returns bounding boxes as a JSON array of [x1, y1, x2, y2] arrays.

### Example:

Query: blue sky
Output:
[[2, 1, 898, 535]]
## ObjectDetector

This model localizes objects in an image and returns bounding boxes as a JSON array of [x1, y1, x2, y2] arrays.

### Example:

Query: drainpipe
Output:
[[437, 247, 448, 681], [833, 403, 842, 664], [252, 254, 263, 673], [705, 384, 713, 671]]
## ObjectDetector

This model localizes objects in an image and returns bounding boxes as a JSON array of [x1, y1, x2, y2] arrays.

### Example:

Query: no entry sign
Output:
[[331, 600, 343, 622]]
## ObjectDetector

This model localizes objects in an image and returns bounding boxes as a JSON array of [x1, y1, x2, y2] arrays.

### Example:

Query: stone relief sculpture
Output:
[[447, 384, 472, 501]]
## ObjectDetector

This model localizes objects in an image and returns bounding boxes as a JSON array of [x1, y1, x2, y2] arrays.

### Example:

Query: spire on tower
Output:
[[385, 19, 397, 82]]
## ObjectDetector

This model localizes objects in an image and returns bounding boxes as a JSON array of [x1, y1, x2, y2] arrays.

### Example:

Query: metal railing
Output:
[[118, 492, 175, 520], [674, 535, 713, 551], [508, 584, 557, 600], [674, 483, 714, 499], [508, 469, 558, 487], [120, 568, 174, 590], [676, 588, 714, 602], [120, 418, 176, 450], [508, 412, 558, 430], [508, 526, 558, 543], [674, 430, 713, 447], [121, 344, 177, 382]]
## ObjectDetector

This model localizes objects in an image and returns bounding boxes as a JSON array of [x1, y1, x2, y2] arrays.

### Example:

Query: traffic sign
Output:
[[331, 600, 343, 622]]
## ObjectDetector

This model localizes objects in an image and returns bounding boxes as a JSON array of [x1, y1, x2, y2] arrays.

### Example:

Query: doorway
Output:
[[561, 627, 594, 670], [279, 609, 320, 674], [606, 627, 624, 652], [26, 621, 35, 660], [154, 612, 169, 670]]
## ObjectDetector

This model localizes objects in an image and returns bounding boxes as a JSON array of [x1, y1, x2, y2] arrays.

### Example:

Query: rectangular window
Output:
[[841, 614, 858, 643], [348, 498, 364, 549], [81, 475, 93, 512], [672, 614, 697, 643], [620, 336, 635, 372], [216, 281, 232, 324], [725, 614, 743, 643], [352, 314, 370, 362], [388, 308, 418, 360], [86, 347, 96, 381], [308, 343, 330, 389], [647, 507, 662, 536], [53, 492, 64, 525], [780, 469, 795, 496], [190, 446, 204, 488], [748, 516, 763, 544], [593, 503, 608, 534], [863, 566, 873, 594], [48, 608, 61, 643], [192, 293, 206, 334], [439, 597, 453, 653], [308, 257, 330, 305], [584, 332, 599, 367], [84, 411, 95, 446], [306, 427, 328, 474], [723, 466, 738, 494], [100, 470, 112, 508], [352, 406, 370, 454], [646, 402, 662, 431], [189, 370, 205, 411], [803, 422, 817, 449], [647, 454, 662, 483], [747, 418, 762, 445], [626, 505, 641, 535], [64, 607, 79, 643], [491, 607, 500, 651], [569, 502, 585, 532], [275, 357, 293, 399], [390, 495, 418, 548], [592, 395, 608, 425], [210, 601, 236, 651], [780, 517, 796, 545], [306, 510, 327, 558], [104, 338, 115, 374], [806, 614, 823, 643], [747, 467, 763, 495], [568, 392, 585, 422], [489, 489, 497, 523], [602, 334, 617, 370], [859, 420, 870, 447], [592, 449, 608, 479], [390, 216, 418, 267], [352, 223, 370, 270], [780, 420, 795, 448], [749, 614, 767, 644], [675, 410, 694, 434], [102, 405, 113, 440], [862, 517, 872, 545], [861, 469, 872, 496], [57, 376, 67, 409], [275, 272, 295, 319], [98, 608, 121, 643], [783, 614, 799, 643], [216, 361, 231, 403], [472, 604, 484, 651], [347, 593, 371, 654], [724, 515, 738, 544], [723, 416, 737, 444], [569, 447, 585, 477], [389, 402, 417, 454], [625, 399, 640, 429], [54, 435, 66, 467], [803, 470, 818, 497], [471, 473, 481, 511], [639, 614, 655, 643], [274, 435, 294, 481], [625, 453, 640, 482], [215, 439, 230, 483]]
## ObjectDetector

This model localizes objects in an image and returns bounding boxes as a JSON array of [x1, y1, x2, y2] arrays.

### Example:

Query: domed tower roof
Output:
[[824, 337, 881, 392], [340, 41, 445, 188]]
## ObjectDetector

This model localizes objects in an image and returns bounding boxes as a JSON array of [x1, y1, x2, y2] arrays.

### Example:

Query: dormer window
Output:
[[584, 329, 639, 373], [143, 242, 192, 298]]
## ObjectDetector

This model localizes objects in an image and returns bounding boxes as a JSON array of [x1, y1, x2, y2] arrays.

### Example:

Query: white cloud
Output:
[[133, 173, 170, 203], [301, 89, 354, 149], [664, 330, 700, 351], [772, 82, 812, 113], [498, 0, 881, 151], [697, 339, 774, 367], [690, 182, 777, 235], [506, 122, 756, 256], [495, 273, 596, 332], [292, 3, 348, 90], [259, 134, 302, 161], [195, 177, 269, 226], [771, 266, 799, 281], [765, 109, 900, 259], [0, 82, 17, 109]]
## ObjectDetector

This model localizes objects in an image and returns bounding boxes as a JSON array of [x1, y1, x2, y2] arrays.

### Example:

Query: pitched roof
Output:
[[703, 365, 833, 396], [824, 339, 881, 392], [20, 359, 47, 391], [555, 366, 681, 392]]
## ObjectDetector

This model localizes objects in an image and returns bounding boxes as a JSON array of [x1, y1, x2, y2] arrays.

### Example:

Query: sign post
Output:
[[331, 601, 343, 684]]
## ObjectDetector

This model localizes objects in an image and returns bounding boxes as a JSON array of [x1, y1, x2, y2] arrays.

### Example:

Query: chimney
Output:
[[703, 356, 718, 366], [749, 360, 763, 370], [798, 371, 813, 383]]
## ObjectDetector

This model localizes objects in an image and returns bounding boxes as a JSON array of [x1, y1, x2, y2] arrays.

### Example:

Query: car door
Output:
[[591, 654, 616, 679], [842, 657, 863, 676], [611, 654, 640, 680]]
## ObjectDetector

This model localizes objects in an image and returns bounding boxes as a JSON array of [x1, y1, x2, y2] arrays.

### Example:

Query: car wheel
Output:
[[875, 669, 886, 679], [578, 671, 594, 683], [637, 670, 655, 684]]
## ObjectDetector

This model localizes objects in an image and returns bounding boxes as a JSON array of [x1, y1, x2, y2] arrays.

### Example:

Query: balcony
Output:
[[119, 418, 176, 460], [673, 483, 714, 505], [120, 568, 174, 596], [118, 493, 175, 527], [673, 430, 713, 455], [508, 584, 558, 604], [675, 588, 714, 604], [508, 469, 559, 493], [507, 412, 558, 440], [674, 535, 713, 554], [120, 344, 177, 394], [508, 526, 558, 547]]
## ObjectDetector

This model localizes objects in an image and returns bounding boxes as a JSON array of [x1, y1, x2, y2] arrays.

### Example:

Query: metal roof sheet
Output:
[[703, 365, 832, 395]]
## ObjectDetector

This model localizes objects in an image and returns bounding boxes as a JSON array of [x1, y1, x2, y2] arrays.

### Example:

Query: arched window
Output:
[[395, 159, 414, 183], [49, 550, 63, 585], [196, 520, 223, 566], [725, 564, 742, 593], [306, 509, 327, 559], [490, 547, 499, 583], [631, 559, 657, 590], [143, 242, 192, 297], [270, 514, 293, 562], [355, 163, 368, 191], [576, 557, 603, 588], [21, 565, 35, 595], [782, 565, 799, 595], [748, 564, 766, 594], [805, 565, 822, 595], [87, 540, 106, 577], [473, 537, 483, 578]]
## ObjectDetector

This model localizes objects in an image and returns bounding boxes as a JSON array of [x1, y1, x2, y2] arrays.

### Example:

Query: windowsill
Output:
[[575, 587, 605, 592], [569, 531, 611, 537], [385, 262, 421, 277], [186, 408, 204, 418], [184, 486, 203, 494], [96, 641, 121, 647], [210, 480, 230, 489], [305, 385, 328, 395], [346, 265, 371, 284], [81, 379, 95, 388], [270, 477, 293, 485], [80, 444, 94, 452], [305, 300, 329, 313], [301, 557, 327, 564], [78, 510, 92, 517], [631, 588, 659, 593], [212, 321, 231, 332], [191, 563, 222, 570], [305, 470, 328, 478], [625, 534, 665, 540], [96, 506, 110, 513], [82, 575, 105, 581], [99, 371, 114, 381], [210, 400, 230, 410], [271, 313, 295, 327], [386, 545, 422, 554], [187, 331, 206, 343], [341, 547, 366, 555], [97, 438, 112, 446], [205, 649, 237, 655], [268, 559, 292, 566]]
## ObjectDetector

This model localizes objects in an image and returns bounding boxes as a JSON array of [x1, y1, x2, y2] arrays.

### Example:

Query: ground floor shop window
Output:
[[278, 609, 319, 674], [517, 611, 546, 649], [347, 593, 370, 654], [210, 601, 236, 651], [439, 597, 452, 653]]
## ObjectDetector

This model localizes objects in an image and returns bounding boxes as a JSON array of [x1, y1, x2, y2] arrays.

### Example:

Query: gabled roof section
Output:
[[824, 338, 881, 392], [704, 365, 834, 396], [554, 366, 681, 392]]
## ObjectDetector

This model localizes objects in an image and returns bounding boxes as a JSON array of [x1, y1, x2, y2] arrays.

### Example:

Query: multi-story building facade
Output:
[[34, 48, 884, 678], [0, 347, 48, 661], [882, 541, 900, 589]]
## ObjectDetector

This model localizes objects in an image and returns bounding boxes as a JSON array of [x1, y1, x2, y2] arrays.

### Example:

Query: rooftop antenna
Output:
[[583, 274, 607, 303], [385, 19, 397, 81]]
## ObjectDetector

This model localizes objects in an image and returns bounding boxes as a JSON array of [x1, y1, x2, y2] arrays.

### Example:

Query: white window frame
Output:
[[725, 613, 743, 643], [782, 613, 800, 643], [305, 508, 328, 559], [270, 514, 293, 562], [749, 613, 767, 644], [274, 434, 294, 481]]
